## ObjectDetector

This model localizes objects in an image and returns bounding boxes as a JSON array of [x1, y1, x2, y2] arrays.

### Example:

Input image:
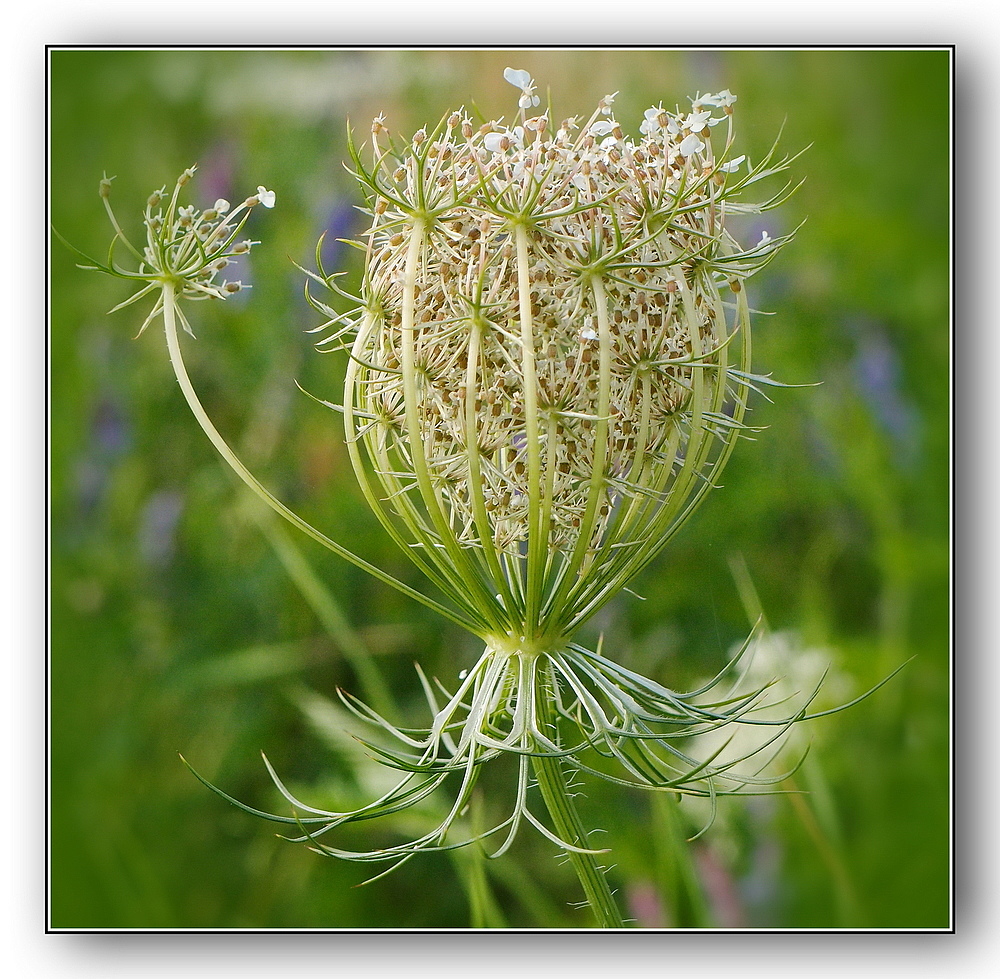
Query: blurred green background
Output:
[[49, 48, 951, 930]]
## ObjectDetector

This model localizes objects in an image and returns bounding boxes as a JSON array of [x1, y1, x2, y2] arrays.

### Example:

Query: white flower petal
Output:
[[503, 67, 532, 90], [686, 109, 712, 133], [679, 133, 704, 157]]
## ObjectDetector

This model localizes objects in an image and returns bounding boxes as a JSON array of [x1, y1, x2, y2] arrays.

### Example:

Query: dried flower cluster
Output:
[[311, 77, 795, 647]]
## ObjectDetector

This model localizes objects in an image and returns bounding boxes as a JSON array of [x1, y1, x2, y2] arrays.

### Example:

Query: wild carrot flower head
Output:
[[309, 71, 798, 652]]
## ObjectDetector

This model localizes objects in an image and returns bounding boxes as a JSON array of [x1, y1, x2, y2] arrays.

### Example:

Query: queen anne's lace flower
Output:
[[316, 85, 797, 641], [109, 78, 810, 893]]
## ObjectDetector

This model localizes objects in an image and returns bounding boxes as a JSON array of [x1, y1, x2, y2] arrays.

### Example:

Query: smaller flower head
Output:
[[79, 166, 275, 338]]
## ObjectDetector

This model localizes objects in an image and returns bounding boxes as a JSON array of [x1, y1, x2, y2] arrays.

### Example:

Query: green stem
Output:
[[455, 792, 508, 929], [531, 673, 625, 929]]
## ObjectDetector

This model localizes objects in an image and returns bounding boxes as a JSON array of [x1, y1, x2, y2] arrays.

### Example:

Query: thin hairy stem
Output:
[[531, 667, 625, 928]]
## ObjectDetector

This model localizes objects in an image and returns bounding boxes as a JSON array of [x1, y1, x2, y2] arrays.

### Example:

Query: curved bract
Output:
[[185, 625, 815, 870]]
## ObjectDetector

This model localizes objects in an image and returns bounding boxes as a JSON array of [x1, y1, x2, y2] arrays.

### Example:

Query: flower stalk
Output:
[[531, 687, 625, 928]]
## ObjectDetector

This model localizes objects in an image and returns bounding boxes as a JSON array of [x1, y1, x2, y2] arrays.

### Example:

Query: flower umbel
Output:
[[314, 84, 800, 649], [68, 166, 275, 339]]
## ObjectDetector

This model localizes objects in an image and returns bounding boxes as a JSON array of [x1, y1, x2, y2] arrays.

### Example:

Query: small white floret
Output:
[[639, 107, 663, 136], [503, 67, 540, 108], [685, 109, 713, 134], [679, 133, 704, 157]]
